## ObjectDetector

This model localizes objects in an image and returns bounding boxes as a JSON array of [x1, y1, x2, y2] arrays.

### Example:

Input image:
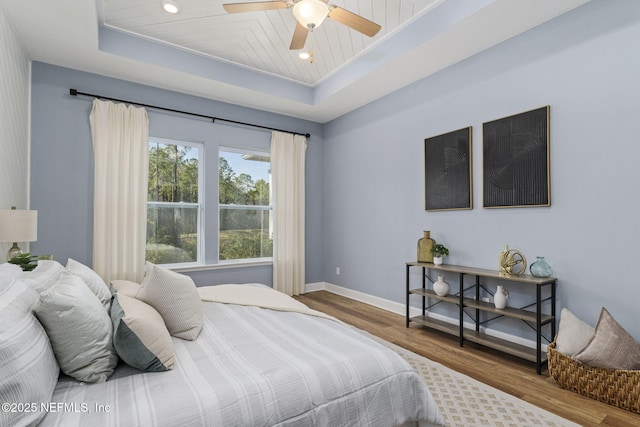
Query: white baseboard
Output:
[[305, 282, 545, 351]]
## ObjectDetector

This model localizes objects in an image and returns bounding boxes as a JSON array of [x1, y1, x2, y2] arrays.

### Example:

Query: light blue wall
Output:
[[322, 0, 640, 340], [30, 62, 324, 286]]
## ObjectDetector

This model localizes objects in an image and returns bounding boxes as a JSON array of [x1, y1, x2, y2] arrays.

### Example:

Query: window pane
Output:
[[219, 151, 270, 206], [148, 142, 198, 203], [147, 139, 200, 265], [146, 204, 199, 264], [219, 149, 272, 261], [219, 207, 272, 260]]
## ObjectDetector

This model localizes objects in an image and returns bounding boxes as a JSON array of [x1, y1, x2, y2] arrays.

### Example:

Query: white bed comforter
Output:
[[40, 286, 445, 427]]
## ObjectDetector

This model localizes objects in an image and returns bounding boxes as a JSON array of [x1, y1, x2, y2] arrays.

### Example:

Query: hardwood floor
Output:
[[295, 290, 640, 427]]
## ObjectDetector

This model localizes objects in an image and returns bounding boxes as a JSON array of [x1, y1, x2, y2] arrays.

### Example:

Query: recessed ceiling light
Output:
[[298, 50, 314, 63], [162, 0, 180, 14]]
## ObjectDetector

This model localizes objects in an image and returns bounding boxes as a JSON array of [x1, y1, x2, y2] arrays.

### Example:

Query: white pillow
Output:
[[0, 278, 59, 427], [555, 308, 594, 356], [0, 263, 23, 280], [33, 271, 118, 383], [65, 258, 112, 312], [21, 260, 64, 292], [136, 262, 203, 340]]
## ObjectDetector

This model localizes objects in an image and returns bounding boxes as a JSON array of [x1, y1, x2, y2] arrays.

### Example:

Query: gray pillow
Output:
[[0, 278, 59, 427], [554, 308, 594, 356], [573, 307, 640, 370], [33, 271, 118, 382], [137, 262, 203, 340], [112, 292, 174, 372], [66, 258, 112, 312]]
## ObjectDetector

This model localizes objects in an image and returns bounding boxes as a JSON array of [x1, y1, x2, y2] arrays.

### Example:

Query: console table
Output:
[[405, 261, 556, 374]]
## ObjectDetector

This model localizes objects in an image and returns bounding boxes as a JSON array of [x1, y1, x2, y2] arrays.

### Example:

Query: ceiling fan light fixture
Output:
[[292, 0, 329, 31], [161, 0, 180, 14]]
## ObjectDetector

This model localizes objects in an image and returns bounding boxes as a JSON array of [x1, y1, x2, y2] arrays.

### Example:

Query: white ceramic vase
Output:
[[494, 285, 509, 309], [433, 275, 450, 296], [433, 256, 444, 265]]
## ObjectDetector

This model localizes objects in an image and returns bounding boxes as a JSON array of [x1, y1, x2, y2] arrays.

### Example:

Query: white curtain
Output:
[[271, 131, 307, 296], [90, 99, 149, 284]]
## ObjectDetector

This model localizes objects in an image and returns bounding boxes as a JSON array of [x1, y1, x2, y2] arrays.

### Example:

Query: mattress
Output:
[[40, 299, 445, 426]]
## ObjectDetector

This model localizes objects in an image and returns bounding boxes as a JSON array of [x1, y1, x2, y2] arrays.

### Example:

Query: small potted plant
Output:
[[431, 244, 449, 265], [8, 252, 38, 271]]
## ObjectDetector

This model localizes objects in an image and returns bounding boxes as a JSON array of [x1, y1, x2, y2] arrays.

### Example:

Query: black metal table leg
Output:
[[536, 283, 542, 374], [405, 264, 410, 328]]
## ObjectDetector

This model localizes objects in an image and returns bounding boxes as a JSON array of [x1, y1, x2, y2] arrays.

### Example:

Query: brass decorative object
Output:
[[498, 245, 527, 276], [417, 231, 435, 263]]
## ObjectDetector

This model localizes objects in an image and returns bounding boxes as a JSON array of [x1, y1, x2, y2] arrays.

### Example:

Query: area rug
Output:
[[374, 337, 580, 427]]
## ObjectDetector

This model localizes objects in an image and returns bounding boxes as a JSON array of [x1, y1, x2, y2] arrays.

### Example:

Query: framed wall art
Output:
[[483, 106, 550, 208], [424, 126, 472, 211]]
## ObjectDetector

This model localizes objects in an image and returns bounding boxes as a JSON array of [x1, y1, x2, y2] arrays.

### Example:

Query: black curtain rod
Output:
[[69, 88, 310, 138]]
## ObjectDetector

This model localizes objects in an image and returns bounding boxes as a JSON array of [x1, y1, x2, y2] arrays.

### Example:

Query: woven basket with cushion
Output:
[[547, 340, 640, 414]]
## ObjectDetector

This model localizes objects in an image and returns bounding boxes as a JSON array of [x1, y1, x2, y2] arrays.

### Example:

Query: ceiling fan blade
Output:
[[290, 22, 309, 50], [223, 1, 289, 14], [328, 6, 381, 37]]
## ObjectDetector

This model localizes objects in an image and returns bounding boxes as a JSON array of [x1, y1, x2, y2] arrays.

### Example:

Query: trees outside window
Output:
[[145, 141, 271, 266], [219, 148, 272, 261], [146, 138, 200, 265]]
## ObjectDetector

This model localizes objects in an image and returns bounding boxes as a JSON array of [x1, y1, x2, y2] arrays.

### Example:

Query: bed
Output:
[[1, 261, 445, 427]]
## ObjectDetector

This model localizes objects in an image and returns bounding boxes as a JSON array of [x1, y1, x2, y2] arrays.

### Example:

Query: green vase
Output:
[[417, 231, 435, 263]]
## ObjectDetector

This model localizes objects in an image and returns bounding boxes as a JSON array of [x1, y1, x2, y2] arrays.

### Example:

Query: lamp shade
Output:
[[0, 208, 38, 243], [292, 0, 329, 30]]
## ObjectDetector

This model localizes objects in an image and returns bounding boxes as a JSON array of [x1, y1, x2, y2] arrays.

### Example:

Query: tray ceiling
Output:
[[100, 0, 442, 85], [0, 0, 592, 122]]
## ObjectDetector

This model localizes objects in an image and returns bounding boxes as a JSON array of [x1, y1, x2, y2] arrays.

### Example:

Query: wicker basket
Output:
[[547, 340, 640, 414]]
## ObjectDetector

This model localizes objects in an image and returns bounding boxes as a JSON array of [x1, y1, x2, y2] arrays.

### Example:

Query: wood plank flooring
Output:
[[295, 290, 640, 427]]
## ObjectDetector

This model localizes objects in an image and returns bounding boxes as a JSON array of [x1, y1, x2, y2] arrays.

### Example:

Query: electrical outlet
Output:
[[336, 267, 341, 276], [481, 297, 490, 303]]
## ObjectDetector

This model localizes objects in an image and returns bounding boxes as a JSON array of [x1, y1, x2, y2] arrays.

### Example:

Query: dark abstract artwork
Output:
[[483, 106, 550, 208], [424, 127, 472, 211]]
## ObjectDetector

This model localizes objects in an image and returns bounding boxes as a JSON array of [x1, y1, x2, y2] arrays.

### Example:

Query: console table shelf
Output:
[[410, 315, 459, 336], [406, 261, 557, 374], [409, 288, 460, 304]]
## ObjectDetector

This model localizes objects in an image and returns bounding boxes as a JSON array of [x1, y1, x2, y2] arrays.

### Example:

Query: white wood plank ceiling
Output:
[[100, 0, 442, 85]]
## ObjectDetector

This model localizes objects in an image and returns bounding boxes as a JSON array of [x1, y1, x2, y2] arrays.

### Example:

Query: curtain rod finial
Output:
[[70, 88, 78, 96]]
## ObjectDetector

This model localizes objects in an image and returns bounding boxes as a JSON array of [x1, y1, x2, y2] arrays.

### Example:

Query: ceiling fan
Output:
[[223, 0, 381, 50]]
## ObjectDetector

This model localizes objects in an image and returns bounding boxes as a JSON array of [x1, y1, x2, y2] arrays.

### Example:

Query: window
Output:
[[145, 140, 271, 267], [146, 138, 201, 265], [219, 148, 272, 261]]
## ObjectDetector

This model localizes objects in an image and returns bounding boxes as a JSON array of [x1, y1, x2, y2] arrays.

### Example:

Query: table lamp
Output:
[[0, 206, 38, 261]]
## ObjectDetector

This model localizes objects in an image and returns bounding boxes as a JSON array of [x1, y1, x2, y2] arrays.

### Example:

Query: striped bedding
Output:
[[40, 300, 445, 426]]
